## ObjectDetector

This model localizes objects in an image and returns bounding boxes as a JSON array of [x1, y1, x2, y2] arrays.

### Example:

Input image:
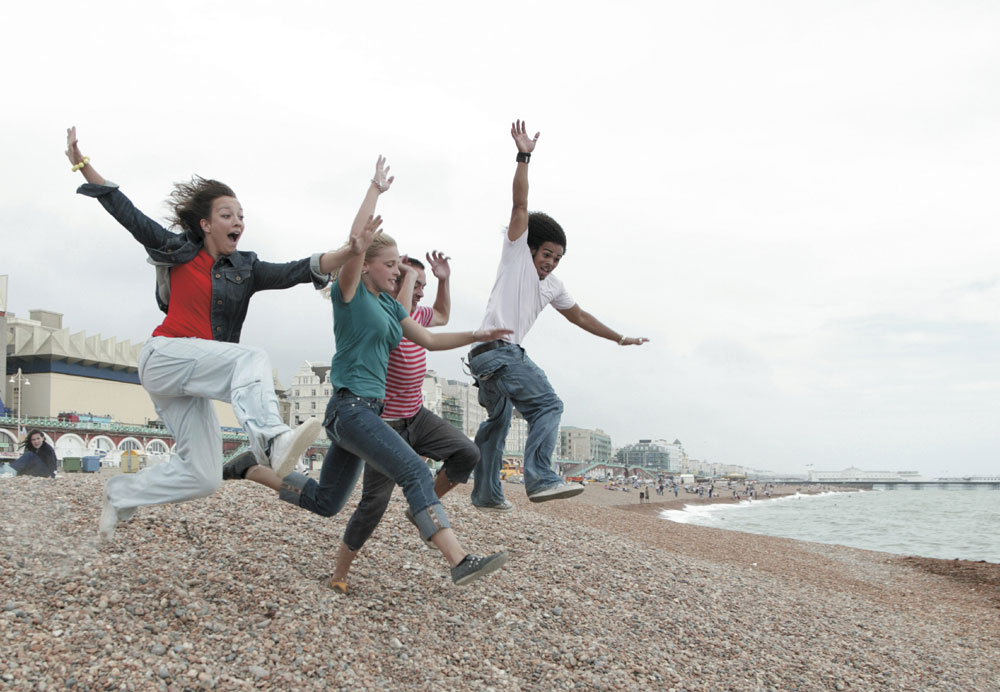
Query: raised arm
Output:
[[556, 304, 650, 346], [425, 250, 451, 326], [507, 119, 540, 242], [65, 127, 106, 186], [337, 156, 393, 303], [401, 319, 511, 352], [395, 257, 418, 312], [66, 126, 187, 253]]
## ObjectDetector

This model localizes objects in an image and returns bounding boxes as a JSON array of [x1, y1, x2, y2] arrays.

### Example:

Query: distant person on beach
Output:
[[11, 430, 57, 478], [225, 160, 510, 587], [325, 252, 483, 593], [466, 120, 649, 512], [66, 127, 353, 541]]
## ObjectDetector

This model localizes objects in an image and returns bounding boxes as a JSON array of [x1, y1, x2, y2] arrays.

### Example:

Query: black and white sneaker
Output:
[[451, 551, 509, 586], [222, 450, 258, 480]]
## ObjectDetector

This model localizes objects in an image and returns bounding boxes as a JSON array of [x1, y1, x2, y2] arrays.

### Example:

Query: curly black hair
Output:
[[527, 211, 566, 253]]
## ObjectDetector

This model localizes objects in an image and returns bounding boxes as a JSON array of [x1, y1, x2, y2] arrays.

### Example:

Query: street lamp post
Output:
[[8, 368, 30, 440]]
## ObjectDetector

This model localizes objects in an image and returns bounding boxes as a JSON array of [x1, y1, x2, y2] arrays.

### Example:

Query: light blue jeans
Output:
[[469, 343, 564, 504], [108, 336, 289, 512]]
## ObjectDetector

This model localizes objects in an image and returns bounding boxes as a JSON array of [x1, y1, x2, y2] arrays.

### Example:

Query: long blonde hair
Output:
[[321, 232, 397, 299]]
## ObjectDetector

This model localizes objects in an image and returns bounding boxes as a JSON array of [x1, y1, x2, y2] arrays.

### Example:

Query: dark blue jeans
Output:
[[342, 406, 479, 551], [286, 391, 449, 540]]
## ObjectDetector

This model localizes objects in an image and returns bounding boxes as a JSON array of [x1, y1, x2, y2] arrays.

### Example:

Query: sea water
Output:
[[660, 488, 1000, 563]]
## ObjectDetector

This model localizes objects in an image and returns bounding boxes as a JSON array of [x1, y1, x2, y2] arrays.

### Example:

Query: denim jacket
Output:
[[78, 182, 329, 343]]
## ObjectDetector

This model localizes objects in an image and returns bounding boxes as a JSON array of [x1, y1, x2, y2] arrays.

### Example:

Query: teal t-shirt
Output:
[[329, 280, 409, 399]]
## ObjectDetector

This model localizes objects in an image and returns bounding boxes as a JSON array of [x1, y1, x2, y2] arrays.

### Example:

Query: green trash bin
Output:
[[62, 457, 82, 473]]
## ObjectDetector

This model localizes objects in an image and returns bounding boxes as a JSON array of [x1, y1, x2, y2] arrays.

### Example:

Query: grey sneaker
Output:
[[404, 509, 435, 549], [266, 418, 322, 478], [451, 551, 509, 586], [527, 481, 585, 503], [472, 499, 514, 512]]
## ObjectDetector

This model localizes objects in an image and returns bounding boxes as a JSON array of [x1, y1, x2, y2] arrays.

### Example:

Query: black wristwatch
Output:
[[516, 152, 531, 164]]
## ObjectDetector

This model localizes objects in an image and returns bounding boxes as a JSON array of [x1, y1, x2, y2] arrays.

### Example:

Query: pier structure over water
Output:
[[811, 479, 1000, 490]]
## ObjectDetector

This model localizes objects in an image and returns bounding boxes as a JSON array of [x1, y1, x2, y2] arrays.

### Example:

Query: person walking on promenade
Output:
[[225, 160, 511, 587], [65, 127, 352, 541], [12, 430, 57, 478], [468, 120, 649, 511], [326, 252, 481, 593]]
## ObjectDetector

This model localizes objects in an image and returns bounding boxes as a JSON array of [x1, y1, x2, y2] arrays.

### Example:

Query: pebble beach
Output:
[[1, 476, 998, 691]]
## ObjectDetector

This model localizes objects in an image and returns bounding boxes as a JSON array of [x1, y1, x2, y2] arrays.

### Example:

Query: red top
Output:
[[152, 250, 214, 339], [382, 306, 433, 419]]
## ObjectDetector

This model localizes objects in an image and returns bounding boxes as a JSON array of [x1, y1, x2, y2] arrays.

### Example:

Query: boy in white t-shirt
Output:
[[468, 120, 649, 511]]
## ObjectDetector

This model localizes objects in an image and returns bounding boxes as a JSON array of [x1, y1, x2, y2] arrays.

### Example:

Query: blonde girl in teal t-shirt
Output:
[[226, 157, 511, 588]]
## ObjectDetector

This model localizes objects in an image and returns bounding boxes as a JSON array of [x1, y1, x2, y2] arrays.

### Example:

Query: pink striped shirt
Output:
[[382, 306, 433, 419]]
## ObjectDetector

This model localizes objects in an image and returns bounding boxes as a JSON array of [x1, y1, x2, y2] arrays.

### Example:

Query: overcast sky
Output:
[[2, 1, 998, 477]]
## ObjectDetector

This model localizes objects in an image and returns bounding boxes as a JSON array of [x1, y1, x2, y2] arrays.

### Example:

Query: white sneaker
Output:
[[266, 419, 322, 478], [98, 489, 119, 542], [527, 481, 585, 503]]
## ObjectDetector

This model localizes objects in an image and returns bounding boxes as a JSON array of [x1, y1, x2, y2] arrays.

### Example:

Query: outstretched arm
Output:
[[401, 319, 511, 351], [425, 250, 451, 326], [337, 156, 394, 303], [65, 127, 106, 186], [507, 119, 540, 242], [556, 304, 650, 346]]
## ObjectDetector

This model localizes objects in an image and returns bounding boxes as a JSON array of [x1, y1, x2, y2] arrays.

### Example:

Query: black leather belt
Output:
[[470, 340, 506, 359], [384, 418, 407, 431]]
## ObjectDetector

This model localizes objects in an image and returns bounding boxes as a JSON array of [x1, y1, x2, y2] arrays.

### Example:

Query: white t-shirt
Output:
[[478, 232, 575, 345]]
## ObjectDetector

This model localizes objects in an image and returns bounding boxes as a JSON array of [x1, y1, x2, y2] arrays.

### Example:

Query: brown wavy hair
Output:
[[167, 176, 236, 240]]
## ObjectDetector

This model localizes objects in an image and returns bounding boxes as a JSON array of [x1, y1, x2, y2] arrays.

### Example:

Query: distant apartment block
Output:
[[616, 438, 684, 472], [559, 426, 612, 462], [288, 362, 333, 426]]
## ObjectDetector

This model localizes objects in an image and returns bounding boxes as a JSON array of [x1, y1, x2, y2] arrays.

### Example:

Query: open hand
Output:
[[350, 214, 383, 255], [372, 155, 394, 193], [620, 337, 650, 346], [65, 126, 85, 166], [511, 120, 540, 154], [426, 250, 451, 280]]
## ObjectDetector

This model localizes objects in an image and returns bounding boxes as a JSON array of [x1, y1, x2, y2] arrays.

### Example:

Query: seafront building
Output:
[[0, 298, 279, 464], [559, 426, 612, 463], [616, 438, 682, 472]]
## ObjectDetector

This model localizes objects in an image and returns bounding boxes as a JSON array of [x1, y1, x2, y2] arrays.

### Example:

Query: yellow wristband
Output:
[[71, 157, 90, 173]]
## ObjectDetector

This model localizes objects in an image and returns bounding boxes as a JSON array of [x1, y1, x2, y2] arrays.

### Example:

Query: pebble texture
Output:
[[1, 476, 998, 691]]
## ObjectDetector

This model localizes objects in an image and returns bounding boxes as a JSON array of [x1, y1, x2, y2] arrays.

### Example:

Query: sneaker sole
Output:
[[272, 419, 321, 478], [527, 484, 585, 503], [453, 552, 509, 586], [472, 502, 514, 513]]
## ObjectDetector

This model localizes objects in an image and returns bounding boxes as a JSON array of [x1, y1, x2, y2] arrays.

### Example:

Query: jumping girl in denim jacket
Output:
[[65, 127, 359, 542]]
